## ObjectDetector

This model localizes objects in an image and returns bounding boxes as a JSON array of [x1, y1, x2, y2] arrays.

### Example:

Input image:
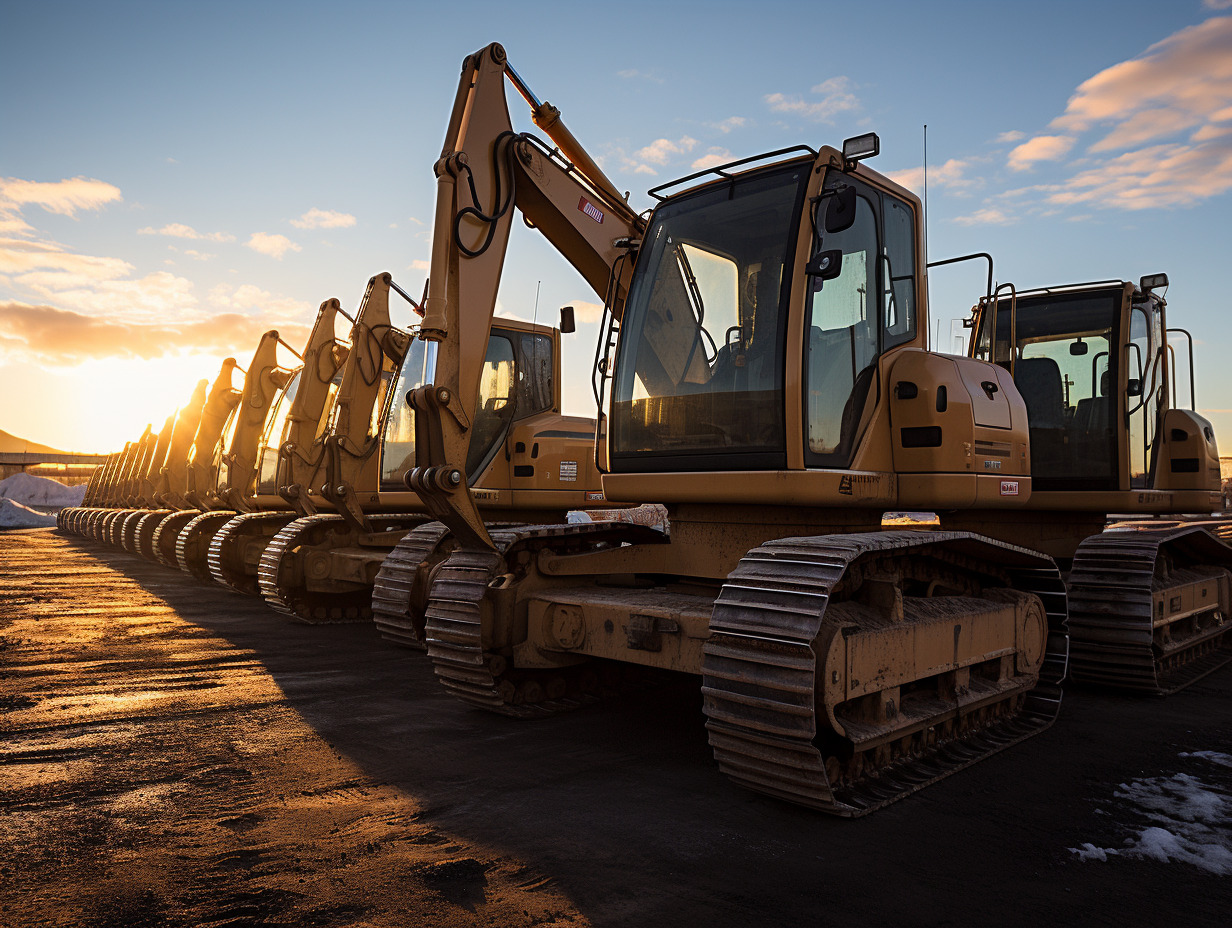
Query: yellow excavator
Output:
[[210, 270, 607, 628], [384, 42, 1075, 816], [146, 358, 244, 568], [961, 277, 1230, 693], [168, 331, 302, 580]]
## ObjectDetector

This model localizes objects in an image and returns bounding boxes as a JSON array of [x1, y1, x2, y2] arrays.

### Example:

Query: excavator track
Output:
[[79, 509, 99, 539], [257, 513, 429, 623], [79, 509, 99, 536], [175, 510, 237, 581], [423, 522, 671, 719], [1068, 524, 1232, 694], [152, 510, 202, 568], [93, 510, 113, 540], [701, 531, 1068, 816], [372, 522, 452, 649], [119, 510, 150, 555], [104, 511, 129, 546], [207, 512, 299, 595], [133, 509, 173, 561]]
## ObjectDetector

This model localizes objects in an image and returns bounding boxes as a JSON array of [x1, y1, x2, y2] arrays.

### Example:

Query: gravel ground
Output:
[[2, 526, 1230, 927]]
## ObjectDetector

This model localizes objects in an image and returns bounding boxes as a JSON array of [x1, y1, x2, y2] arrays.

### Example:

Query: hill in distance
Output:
[[0, 428, 75, 456]]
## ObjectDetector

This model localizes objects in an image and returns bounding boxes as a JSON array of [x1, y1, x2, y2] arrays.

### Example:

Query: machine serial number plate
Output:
[[559, 461, 578, 482]]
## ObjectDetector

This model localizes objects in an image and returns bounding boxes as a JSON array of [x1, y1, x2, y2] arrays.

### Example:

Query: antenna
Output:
[[923, 124, 930, 350], [923, 123, 929, 251]]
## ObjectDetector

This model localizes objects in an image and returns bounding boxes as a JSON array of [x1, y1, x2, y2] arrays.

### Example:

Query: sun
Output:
[[62, 353, 236, 453]]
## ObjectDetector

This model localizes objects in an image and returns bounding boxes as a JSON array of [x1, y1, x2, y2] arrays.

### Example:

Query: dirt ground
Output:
[[2, 527, 1230, 928]]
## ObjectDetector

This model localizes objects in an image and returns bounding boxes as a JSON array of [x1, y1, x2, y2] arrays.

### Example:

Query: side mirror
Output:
[[1127, 378, 1143, 397], [1070, 340, 1089, 356], [559, 305, 576, 334], [824, 186, 857, 234], [805, 249, 843, 282]]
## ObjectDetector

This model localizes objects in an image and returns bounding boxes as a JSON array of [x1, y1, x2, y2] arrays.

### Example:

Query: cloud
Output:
[[409, 259, 429, 271], [0, 216, 33, 235], [246, 232, 301, 259], [614, 137, 700, 176], [709, 117, 747, 134], [0, 300, 310, 365], [765, 77, 859, 123], [1206, 0, 1232, 9], [138, 222, 234, 243], [567, 300, 604, 324], [953, 207, 1015, 226], [886, 158, 977, 193], [0, 232, 201, 318], [991, 17, 1232, 210], [1050, 16, 1232, 148], [181, 249, 215, 261], [1040, 140, 1232, 209], [207, 283, 313, 322], [691, 149, 733, 171], [0, 176, 122, 217], [635, 137, 698, 166], [0, 236, 133, 284], [290, 208, 356, 230], [1007, 134, 1077, 171], [995, 130, 1026, 143]]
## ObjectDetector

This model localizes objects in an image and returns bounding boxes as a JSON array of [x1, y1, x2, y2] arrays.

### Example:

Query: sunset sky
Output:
[[3, 1, 1232, 452]]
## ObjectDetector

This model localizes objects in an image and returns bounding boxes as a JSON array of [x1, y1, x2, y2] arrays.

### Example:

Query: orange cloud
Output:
[[1043, 140, 1232, 210], [137, 223, 235, 243], [1052, 17, 1232, 148], [0, 301, 311, 365], [290, 208, 356, 230], [0, 177, 121, 217], [1008, 135, 1076, 171], [765, 78, 859, 123], [246, 232, 301, 259], [886, 159, 977, 193]]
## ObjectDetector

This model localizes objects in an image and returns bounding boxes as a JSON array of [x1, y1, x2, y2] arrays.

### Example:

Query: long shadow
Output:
[[56, 531, 1232, 928]]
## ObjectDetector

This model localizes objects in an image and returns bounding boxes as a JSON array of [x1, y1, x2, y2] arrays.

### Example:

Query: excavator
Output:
[[203, 295, 355, 595], [209, 269, 608, 630], [76, 431, 150, 544], [169, 331, 302, 580], [62, 298, 350, 568], [387, 42, 1074, 816], [963, 277, 1231, 693], [129, 379, 210, 559]]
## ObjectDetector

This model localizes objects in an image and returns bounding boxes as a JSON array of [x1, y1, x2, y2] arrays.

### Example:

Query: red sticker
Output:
[[1000, 480, 1020, 496], [578, 196, 604, 224]]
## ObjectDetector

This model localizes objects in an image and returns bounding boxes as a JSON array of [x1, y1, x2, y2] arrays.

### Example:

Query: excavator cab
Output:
[[970, 276, 1219, 502], [608, 149, 922, 476]]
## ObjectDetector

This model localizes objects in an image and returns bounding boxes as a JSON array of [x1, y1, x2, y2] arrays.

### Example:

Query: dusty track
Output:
[[2, 527, 1230, 927]]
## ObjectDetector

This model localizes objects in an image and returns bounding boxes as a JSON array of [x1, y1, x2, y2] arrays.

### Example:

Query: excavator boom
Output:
[[409, 42, 644, 547]]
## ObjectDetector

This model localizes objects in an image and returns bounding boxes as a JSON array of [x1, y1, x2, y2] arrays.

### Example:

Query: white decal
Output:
[[578, 196, 604, 224]]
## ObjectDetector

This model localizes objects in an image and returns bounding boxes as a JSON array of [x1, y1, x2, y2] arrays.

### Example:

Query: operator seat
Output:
[[1013, 357, 1067, 429], [1014, 356, 1067, 479], [1072, 370, 1112, 434]]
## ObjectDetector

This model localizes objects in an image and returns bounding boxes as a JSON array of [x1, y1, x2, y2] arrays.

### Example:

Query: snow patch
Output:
[[0, 498, 58, 529], [1182, 751, 1232, 769], [0, 472, 86, 508], [1069, 753, 1232, 875]]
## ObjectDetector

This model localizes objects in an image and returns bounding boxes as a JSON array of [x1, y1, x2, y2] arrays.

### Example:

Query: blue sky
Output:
[[2, 0, 1231, 451]]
